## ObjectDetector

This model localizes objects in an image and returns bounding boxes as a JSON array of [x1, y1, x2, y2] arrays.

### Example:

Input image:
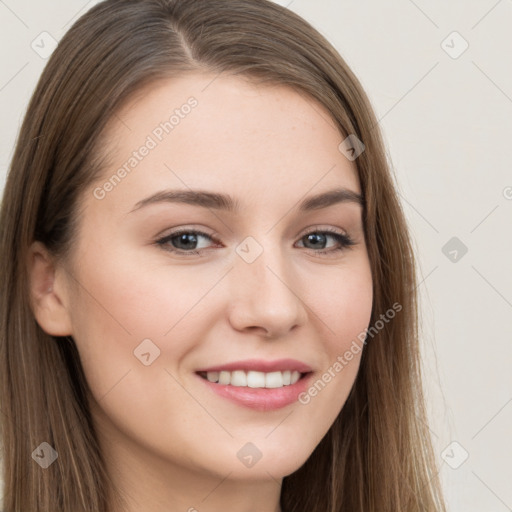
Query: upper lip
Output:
[[196, 358, 313, 374]]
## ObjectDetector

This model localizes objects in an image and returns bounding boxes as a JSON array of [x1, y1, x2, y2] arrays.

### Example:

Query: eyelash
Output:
[[155, 227, 356, 257]]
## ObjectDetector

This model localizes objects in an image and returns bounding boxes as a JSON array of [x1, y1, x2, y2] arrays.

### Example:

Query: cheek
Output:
[[69, 244, 210, 340], [305, 256, 374, 350], [65, 244, 237, 423], [66, 254, 214, 457], [293, 258, 373, 427]]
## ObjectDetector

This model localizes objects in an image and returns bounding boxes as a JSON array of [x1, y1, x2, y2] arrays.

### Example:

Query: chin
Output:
[[224, 437, 316, 480]]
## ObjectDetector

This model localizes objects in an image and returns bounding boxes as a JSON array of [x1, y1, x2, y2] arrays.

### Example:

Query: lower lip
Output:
[[196, 372, 313, 411]]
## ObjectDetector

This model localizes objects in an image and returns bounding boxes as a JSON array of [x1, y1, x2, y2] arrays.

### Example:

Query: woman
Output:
[[0, 0, 447, 510]]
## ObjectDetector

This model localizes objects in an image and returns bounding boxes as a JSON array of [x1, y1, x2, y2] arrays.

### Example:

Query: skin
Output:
[[28, 73, 373, 512]]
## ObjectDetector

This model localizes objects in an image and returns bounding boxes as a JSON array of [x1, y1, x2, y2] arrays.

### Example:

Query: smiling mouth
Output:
[[197, 370, 310, 389]]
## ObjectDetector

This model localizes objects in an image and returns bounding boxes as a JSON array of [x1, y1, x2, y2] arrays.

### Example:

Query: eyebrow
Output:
[[129, 187, 364, 214]]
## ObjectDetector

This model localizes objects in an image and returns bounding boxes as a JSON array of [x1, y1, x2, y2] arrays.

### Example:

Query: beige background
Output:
[[1, 1, 511, 510]]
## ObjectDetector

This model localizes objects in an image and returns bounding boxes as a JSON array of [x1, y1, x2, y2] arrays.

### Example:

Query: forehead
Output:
[[90, 72, 361, 214]]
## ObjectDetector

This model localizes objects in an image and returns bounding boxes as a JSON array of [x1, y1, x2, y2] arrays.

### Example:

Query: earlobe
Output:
[[27, 241, 73, 336]]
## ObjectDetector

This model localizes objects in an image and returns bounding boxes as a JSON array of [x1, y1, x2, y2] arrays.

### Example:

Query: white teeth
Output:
[[203, 369, 304, 388], [247, 370, 266, 388], [230, 370, 247, 387], [265, 371, 283, 388], [206, 371, 219, 382], [218, 371, 231, 385]]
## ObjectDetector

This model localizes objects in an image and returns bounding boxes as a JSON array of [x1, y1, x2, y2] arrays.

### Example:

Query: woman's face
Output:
[[57, 73, 373, 489]]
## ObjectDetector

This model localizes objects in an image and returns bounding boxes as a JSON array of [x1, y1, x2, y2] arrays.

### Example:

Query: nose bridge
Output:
[[228, 234, 307, 336]]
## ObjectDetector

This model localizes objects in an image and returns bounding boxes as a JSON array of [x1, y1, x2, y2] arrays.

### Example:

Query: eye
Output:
[[295, 227, 356, 256], [156, 229, 219, 255], [155, 227, 355, 257], [294, 229, 355, 254]]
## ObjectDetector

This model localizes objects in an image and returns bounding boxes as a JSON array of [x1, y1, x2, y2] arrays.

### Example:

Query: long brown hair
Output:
[[0, 0, 446, 510]]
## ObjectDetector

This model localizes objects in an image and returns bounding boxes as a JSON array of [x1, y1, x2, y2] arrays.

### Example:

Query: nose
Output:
[[227, 240, 308, 339]]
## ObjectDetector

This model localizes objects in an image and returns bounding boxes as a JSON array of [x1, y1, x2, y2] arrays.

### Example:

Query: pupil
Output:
[[306, 233, 326, 249], [175, 233, 197, 249]]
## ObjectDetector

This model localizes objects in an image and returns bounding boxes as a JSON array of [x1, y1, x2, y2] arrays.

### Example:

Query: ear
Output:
[[27, 241, 73, 336]]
